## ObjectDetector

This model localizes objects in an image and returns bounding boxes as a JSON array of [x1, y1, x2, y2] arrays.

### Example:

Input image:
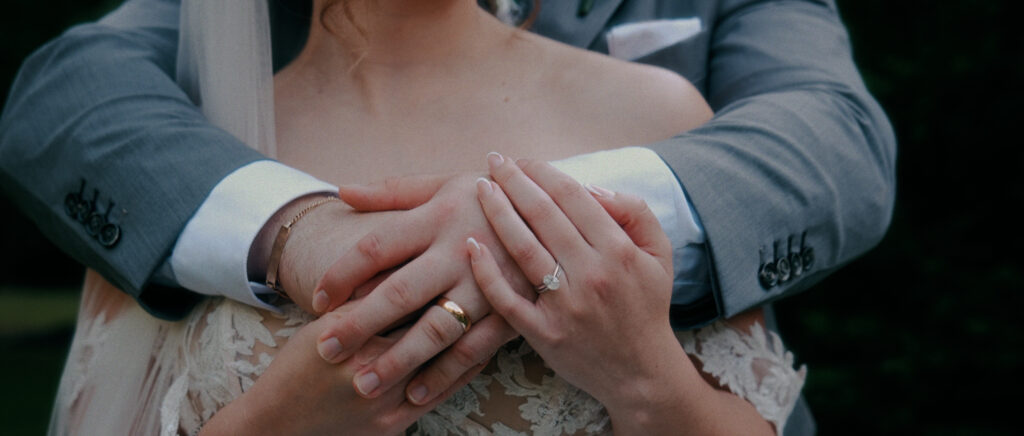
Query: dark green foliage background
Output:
[[1, 0, 1021, 434]]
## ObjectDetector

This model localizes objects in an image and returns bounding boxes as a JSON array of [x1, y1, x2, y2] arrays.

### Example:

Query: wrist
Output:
[[278, 199, 354, 309], [601, 331, 706, 433], [249, 194, 333, 284], [199, 390, 279, 436], [250, 195, 351, 310]]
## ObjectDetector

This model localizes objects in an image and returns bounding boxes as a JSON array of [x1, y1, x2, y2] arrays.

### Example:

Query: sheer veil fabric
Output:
[[176, 0, 277, 158]]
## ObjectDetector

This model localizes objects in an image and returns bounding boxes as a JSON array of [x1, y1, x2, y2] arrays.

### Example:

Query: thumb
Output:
[[338, 173, 453, 211], [586, 184, 673, 272]]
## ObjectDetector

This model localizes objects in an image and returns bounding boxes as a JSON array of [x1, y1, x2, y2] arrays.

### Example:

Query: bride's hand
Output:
[[199, 306, 486, 436], [468, 153, 683, 406], [469, 155, 777, 435]]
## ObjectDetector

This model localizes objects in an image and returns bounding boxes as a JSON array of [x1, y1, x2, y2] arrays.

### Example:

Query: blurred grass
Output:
[[0, 289, 79, 336], [0, 289, 77, 436]]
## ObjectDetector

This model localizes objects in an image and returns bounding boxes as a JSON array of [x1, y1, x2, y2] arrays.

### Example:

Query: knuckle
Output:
[[521, 200, 556, 224], [383, 276, 418, 310], [370, 354, 404, 384], [449, 340, 485, 370], [356, 233, 386, 265], [553, 178, 584, 201], [341, 317, 370, 343], [609, 238, 638, 263], [581, 271, 613, 294], [507, 241, 540, 267], [422, 316, 457, 350]]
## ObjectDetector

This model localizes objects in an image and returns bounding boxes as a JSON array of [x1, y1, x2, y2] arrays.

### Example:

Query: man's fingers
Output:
[[404, 314, 518, 405], [316, 252, 457, 365], [338, 173, 453, 211], [349, 282, 490, 398], [590, 188, 673, 273], [315, 211, 434, 314]]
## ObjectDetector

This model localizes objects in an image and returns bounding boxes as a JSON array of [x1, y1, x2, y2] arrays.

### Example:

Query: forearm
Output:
[[602, 329, 774, 436], [652, 0, 896, 319], [0, 1, 265, 307]]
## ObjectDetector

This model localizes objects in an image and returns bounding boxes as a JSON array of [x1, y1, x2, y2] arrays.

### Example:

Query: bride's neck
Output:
[[292, 0, 512, 77]]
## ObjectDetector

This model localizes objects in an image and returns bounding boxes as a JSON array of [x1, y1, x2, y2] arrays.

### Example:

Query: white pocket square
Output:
[[607, 18, 703, 61]]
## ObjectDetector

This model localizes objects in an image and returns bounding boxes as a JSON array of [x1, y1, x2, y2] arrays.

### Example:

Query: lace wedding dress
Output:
[[49, 1, 806, 434], [50, 272, 806, 436]]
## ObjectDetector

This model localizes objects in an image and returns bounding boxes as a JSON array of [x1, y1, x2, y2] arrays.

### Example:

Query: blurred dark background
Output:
[[1, 0, 1021, 434]]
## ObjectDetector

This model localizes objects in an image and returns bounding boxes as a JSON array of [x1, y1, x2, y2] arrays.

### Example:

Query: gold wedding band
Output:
[[436, 297, 472, 332]]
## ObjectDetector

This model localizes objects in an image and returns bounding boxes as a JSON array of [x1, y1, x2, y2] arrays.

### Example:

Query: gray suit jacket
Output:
[[1, 1, 893, 432]]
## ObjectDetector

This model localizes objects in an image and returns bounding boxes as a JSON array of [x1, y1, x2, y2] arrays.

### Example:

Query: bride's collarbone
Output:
[[274, 44, 707, 182]]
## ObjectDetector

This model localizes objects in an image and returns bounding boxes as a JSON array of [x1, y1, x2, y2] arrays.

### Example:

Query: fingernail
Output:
[[487, 152, 504, 169], [408, 384, 429, 404], [317, 337, 342, 362], [354, 370, 381, 396], [312, 290, 330, 313], [466, 237, 481, 258], [585, 183, 615, 198], [476, 177, 492, 195]]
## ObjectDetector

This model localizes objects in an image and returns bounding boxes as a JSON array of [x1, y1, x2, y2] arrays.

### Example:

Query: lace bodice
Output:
[[50, 272, 805, 435]]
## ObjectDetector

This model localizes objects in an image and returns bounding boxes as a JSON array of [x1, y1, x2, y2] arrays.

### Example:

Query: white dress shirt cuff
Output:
[[169, 160, 337, 311], [550, 147, 707, 304]]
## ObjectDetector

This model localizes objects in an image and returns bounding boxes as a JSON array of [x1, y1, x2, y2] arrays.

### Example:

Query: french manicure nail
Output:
[[585, 183, 615, 198], [476, 177, 493, 195], [408, 384, 429, 404], [466, 237, 481, 257], [487, 152, 504, 169], [312, 290, 330, 313], [317, 337, 343, 362], [354, 371, 381, 396]]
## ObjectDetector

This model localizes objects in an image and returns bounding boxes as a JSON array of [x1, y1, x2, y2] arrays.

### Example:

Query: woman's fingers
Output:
[[475, 177, 560, 291], [589, 187, 673, 274], [515, 159, 625, 248], [486, 152, 588, 257], [467, 238, 546, 339]]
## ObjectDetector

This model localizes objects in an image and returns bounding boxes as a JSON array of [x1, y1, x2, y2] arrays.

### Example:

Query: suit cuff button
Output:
[[98, 224, 121, 247], [758, 263, 778, 289]]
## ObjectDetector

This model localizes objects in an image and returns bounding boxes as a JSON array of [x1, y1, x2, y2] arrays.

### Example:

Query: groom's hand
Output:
[[270, 199, 399, 313], [314, 173, 530, 404]]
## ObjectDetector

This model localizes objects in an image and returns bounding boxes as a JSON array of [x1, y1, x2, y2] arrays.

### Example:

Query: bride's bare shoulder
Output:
[[518, 32, 712, 140]]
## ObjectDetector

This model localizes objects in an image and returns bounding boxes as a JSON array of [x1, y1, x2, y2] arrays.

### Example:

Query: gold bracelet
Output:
[[266, 196, 341, 299]]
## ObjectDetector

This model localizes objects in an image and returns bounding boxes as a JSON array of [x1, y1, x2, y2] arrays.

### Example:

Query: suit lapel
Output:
[[532, 0, 626, 49]]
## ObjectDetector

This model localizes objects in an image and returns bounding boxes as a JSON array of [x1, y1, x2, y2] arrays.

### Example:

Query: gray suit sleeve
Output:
[[0, 0, 265, 318], [651, 0, 897, 323]]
